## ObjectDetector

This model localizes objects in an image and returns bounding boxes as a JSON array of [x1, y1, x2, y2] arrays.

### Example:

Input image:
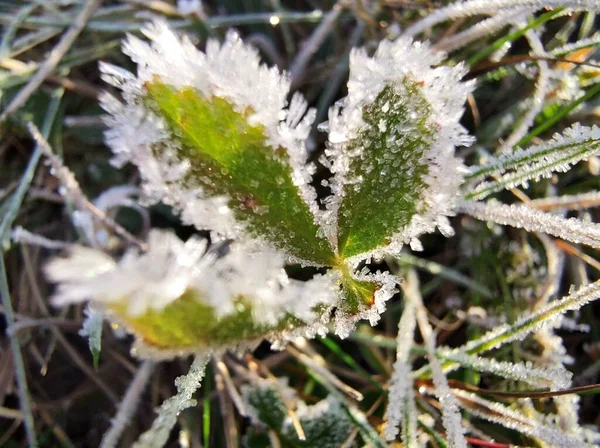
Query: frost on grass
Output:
[[439, 349, 572, 389], [452, 390, 589, 447], [460, 279, 600, 354], [45, 229, 340, 355], [465, 123, 600, 200], [134, 356, 208, 448], [384, 295, 417, 443], [404, 271, 467, 448], [458, 200, 600, 249], [323, 37, 473, 261]]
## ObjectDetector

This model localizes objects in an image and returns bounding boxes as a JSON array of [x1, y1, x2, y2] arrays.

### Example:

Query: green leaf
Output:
[[336, 82, 434, 258], [110, 291, 302, 352], [281, 397, 353, 448], [244, 382, 288, 431], [80, 308, 103, 369], [243, 428, 271, 448], [243, 381, 354, 448], [340, 274, 379, 311], [145, 81, 335, 266]]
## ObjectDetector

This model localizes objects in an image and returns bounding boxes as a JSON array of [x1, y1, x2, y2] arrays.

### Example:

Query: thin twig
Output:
[[100, 361, 155, 448], [20, 245, 119, 403], [289, 1, 346, 87], [7, 317, 80, 335], [0, 256, 37, 447], [26, 122, 147, 250], [215, 360, 247, 417], [0, 88, 64, 448], [0, 0, 102, 122]]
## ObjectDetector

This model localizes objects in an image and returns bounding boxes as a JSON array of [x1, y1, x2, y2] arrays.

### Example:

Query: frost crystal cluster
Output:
[[48, 19, 473, 356]]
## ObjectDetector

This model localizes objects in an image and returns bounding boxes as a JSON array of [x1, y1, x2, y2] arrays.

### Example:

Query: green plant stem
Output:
[[516, 82, 600, 148], [467, 8, 564, 67], [0, 88, 63, 448]]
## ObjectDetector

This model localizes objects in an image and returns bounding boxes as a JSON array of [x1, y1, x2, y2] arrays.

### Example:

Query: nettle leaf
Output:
[[100, 22, 335, 267], [45, 230, 339, 358], [335, 83, 433, 258], [110, 293, 292, 352], [325, 37, 472, 261], [242, 379, 353, 448], [281, 397, 353, 448], [144, 81, 335, 266], [243, 380, 288, 431]]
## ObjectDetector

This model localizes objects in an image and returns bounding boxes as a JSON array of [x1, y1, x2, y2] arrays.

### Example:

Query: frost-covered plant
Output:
[[38, 1, 600, 446], [49, 19, 473, 357]]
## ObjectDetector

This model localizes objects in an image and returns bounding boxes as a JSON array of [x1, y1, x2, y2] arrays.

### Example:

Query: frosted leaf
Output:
[[281, 396, 353, 448], [458, 200, 600, 249], [101, 21, 334, 266], [384, 297, 417, 443], [324, 36, 473, 260], [242, 377, 294, 430], [45, 229, 209, 314], [465, 124, 600, 200], [333, 269, 399, 339], [80, 306, 103, 368], [45, 230, 340, 356], [133, 356, 208, 448], [242, 378, 353, 448]]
